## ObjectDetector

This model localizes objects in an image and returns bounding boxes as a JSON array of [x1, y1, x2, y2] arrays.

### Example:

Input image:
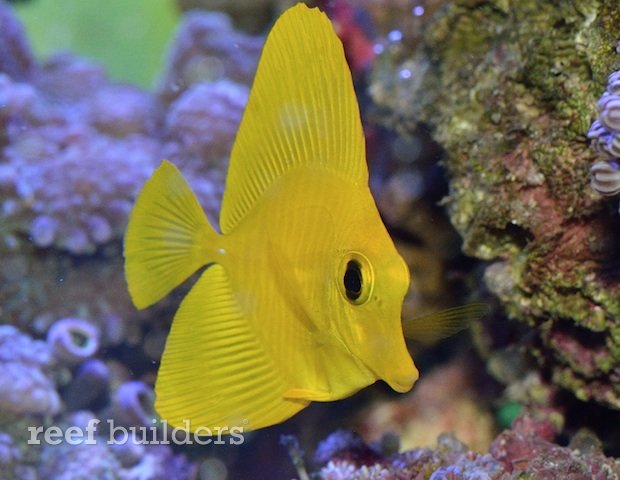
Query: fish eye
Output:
[[338, 252, 373, 305], [344, 260, 362, 300]]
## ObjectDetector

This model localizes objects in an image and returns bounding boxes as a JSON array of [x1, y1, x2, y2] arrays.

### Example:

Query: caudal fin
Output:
[[124, 160, 215, 309]]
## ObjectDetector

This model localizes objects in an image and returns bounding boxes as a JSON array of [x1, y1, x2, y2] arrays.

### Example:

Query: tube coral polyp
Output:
[[588, 70, 620, 203]]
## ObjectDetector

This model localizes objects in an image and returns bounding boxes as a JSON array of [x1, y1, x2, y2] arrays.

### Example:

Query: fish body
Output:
[[220, 167, 414, 396], [124, 3, 417, 432]]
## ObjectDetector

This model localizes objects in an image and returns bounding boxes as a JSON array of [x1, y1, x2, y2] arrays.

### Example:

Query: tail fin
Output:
[[124, 160, 216, 309]]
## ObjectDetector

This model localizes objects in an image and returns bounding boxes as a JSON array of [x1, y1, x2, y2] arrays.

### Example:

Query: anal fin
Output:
[[155, 264, 308, 432], [284, 388, 331, 402]]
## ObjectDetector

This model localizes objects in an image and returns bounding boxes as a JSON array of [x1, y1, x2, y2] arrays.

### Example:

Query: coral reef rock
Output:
[[588, 70, 620, 203], [369, 0, 620, 409], [0, 3, 262, 478], [314, 410, 620, 479], [0, 325, 60, 417], [355, 359, 496, 453]]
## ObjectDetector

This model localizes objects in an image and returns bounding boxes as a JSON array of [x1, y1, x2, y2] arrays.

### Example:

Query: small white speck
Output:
[[373, 43, 384, 55], [399, 68, 412, 79], [387, 30, 403, 43], [412, 6, 425, 17]]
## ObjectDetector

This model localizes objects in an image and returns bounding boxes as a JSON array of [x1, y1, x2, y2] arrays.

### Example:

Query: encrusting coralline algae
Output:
[[310, 409, 620, 479]]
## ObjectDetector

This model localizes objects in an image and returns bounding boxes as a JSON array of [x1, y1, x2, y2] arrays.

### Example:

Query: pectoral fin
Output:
[[403, 303, 489, 345]]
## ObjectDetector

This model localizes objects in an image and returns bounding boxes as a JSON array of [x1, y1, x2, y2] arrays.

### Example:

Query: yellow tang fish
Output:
[[125, 3, 419, 432]]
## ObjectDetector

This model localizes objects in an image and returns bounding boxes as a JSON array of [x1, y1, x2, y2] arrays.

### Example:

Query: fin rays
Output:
[[126, 5, 387, 433], [155, 264, 308, 431], [220, 4, 367, 233], [124, 160, 215, 309], [403, 303, 489, 345]]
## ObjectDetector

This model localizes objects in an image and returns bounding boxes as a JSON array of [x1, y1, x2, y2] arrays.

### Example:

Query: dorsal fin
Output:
[[219, 3, 367, 234]]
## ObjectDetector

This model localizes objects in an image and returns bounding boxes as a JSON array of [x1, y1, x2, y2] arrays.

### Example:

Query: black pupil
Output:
[[344, 260, 362, 300]]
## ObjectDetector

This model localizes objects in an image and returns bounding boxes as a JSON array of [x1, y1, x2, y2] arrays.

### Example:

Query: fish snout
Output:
[[385, 361, 418, 392], [362, 335, 418, 393]]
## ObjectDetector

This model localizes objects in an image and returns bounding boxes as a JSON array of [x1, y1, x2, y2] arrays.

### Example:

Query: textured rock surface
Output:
[[313, 409, 620, 479], [370, 0, 620, 409]]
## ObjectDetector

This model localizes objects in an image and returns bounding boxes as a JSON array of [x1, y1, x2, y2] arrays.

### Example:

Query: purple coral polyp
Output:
[[597, 94, 620, 132], [30, 215, 59, 247], [164, 80, 248, 160], [590, 161, 620, 196], [607, 70, 620, 94], [0, 325, 60, 416], [1, 59, 159, 254], [47, 317, 100, 365], [588, 68, 620, 205], [113, 380, 156, 428]]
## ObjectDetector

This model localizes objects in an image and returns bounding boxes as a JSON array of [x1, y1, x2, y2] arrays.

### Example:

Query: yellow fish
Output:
[[125, 3, 424, 432]]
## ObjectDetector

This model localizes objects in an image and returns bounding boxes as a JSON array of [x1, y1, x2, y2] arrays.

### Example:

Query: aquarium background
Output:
[[13, 0, 178, 87], [1, 0, 620, 479]]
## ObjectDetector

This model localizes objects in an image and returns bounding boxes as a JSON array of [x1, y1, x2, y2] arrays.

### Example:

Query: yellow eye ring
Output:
[[338, 251, 374, 305]]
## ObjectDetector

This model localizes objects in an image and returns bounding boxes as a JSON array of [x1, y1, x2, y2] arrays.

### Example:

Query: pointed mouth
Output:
[[360, 354, 419, 393], [331, 322, 419, 394], [386, 372, 417, 393]]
